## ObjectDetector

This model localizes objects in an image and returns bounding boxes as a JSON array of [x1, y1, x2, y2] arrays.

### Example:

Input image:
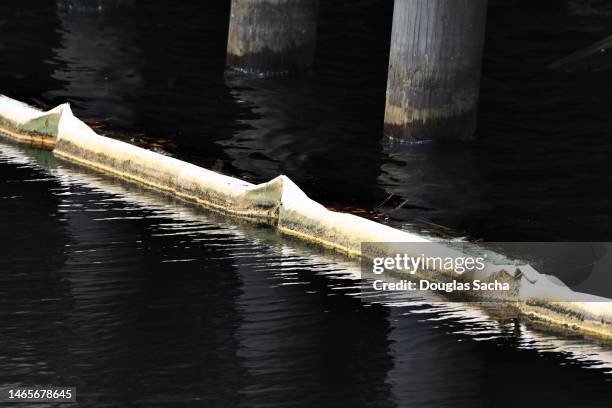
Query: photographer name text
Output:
[[372, 279, 510, 292]]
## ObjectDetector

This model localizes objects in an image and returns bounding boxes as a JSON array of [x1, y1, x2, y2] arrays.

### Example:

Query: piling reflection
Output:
[[222, 74, 387, 208], [378, 142, 489, 239], [51, 1, 140, 128], [222, 75, 320, 183]]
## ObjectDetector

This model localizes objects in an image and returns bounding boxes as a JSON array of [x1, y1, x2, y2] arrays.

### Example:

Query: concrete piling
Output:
[[226, 0, 319, 77], [384, 0, 488, 141]]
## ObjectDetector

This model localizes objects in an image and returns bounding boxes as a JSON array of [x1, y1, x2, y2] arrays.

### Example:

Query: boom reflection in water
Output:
[[1, 139, 611, 407], [2, 0, 612, 406]]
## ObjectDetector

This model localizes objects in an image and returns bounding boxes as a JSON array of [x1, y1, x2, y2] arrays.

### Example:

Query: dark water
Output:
[[1, 141, 611, 407], [2, 0, 612, 241], [2, 0, 612, 407]]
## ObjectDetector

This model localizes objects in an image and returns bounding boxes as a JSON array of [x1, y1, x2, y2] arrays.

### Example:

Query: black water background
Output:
[[2, 1, 612, 407], [1, 141, 611, 408], [2, 0, 612, 241]]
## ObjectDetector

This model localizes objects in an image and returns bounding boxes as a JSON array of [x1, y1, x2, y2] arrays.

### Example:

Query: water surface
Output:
[[1, 141, 611, 407], [2, 1, 612, 406], [2, 0, 612, 241]]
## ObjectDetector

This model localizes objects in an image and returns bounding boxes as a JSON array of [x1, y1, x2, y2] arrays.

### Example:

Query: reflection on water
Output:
[[378, 142, 490, 238], [2, 0, 612, 405], [2, 0, 612, 241], [0, 141, 611, 407], [51, 3, 141, 126], [221, 75, 323, 184]]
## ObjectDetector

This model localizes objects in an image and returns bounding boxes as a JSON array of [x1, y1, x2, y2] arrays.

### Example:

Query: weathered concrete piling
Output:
[[385, 0, 488, 141], [226, 0, 319, 77]]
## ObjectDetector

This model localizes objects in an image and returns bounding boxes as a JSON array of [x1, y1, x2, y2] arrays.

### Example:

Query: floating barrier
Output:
[[1, 94, 611, 340], [0, 97, 62, 148]]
